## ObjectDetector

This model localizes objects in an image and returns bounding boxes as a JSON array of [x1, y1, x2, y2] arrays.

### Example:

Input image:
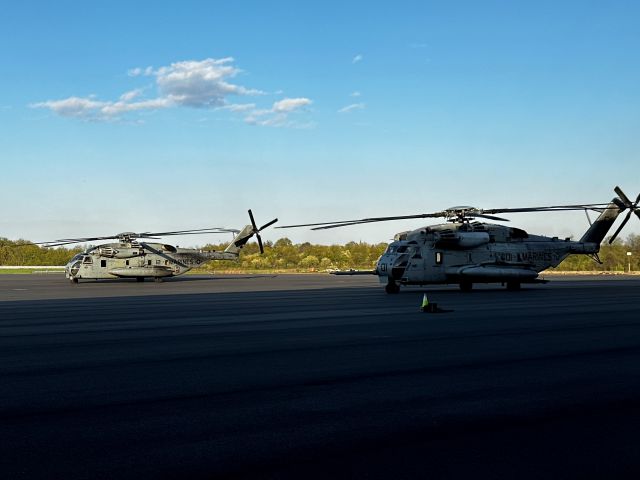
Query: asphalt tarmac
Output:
[[2, 273, 640, 479]]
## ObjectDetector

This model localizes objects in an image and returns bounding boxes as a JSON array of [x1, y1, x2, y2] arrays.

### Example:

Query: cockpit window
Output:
[[386, 244, 419, 255], [82, 256, 92, 264]]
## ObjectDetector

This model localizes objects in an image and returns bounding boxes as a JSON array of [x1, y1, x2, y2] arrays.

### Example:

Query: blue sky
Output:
[[1, 1, 639, 246]]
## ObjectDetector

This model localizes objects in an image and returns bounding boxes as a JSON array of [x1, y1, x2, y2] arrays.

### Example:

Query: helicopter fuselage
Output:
[[376, 221, 599, 292], [64, 242, 237, 282], [283, 187, 634, 293]]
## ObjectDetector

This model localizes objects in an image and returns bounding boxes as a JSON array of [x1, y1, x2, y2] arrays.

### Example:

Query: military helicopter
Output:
[[33, 210, 277, 283], [278, 187, 639, 293]]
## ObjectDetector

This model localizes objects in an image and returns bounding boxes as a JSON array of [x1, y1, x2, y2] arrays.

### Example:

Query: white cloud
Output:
[[119, 89, 143, 102], [272, 97, 312, 113], [30, 95, 172, 121], [128, 66, 154, 77], [30, 96, 109, 119], [218, 103, 256, 112], [350, 91, 361, 97], [352, 54, 363, 64], [155, 58, 262, 108], [243, 97, 312, 127], [338, 103, 365, 114], [31, 58, 311, 127], [100, 97, 173, 117]]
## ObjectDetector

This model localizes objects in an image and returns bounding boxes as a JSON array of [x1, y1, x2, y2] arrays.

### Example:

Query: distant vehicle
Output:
[[278, 187, 639, 293], [33, 210, 277, 283]]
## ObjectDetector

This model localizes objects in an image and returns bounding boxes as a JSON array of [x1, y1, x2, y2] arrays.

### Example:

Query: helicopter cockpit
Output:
[[65, 253, 86, 280], [376, 240, 421, 284]]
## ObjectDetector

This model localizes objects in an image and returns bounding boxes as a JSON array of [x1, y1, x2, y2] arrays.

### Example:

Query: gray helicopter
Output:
[[35, 210, 277, 283], [278, 186, 639, 293]]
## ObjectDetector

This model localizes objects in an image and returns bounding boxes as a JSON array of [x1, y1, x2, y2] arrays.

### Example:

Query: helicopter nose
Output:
[[377, 254, 405, 277], [376, 257, 390, 276]]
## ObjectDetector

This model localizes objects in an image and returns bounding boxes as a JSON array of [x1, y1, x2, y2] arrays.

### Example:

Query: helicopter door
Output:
[[412, 251, 446, 283], [404, 248, 445, 284], [403, 252, 424, 283]]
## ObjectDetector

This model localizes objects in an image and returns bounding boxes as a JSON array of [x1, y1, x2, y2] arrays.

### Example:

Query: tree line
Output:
[[1, 235, 639, 272], [0, 239, 82, 266]]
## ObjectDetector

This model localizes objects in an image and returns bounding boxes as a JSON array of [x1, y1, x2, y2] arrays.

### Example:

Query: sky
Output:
[[1, 1, 639, 247]]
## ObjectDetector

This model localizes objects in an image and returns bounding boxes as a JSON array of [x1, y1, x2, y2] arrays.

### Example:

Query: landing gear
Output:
[[385, 280, 400, 294], [70, 277, 79, 284], [154, 277, 163, 283], [459, 281, 473, 292], [506, 281, 521, 291], [136, 277, 145, 282]]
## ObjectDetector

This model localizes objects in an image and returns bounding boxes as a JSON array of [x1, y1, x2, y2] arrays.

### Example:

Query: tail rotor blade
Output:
[[609, 210, 633, 244], [246, 210, 275, 253], [615, 188, 640, 224], [615, 186, 633, 206], [256, 234, 264, 254], [631, 193, 640, 221], [248, 209, 258, 231], [259, 218, 278, 231]]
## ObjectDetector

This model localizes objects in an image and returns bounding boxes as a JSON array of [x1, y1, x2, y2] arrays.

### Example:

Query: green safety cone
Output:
[[421, 293, 439, 313], [420, 293, 429, 311]]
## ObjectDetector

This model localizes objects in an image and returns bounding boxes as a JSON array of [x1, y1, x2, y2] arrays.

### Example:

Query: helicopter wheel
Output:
[[506, 281, 521, 291], [70, 278, 79, 284], [154, 277, 163, 283], [459, 281, 473, 292], [385, 281, 400, 294], [136, 277, 145, 282]]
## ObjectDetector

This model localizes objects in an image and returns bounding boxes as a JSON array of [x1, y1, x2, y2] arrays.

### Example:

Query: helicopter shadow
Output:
[[81, 274, 279, 284], [397, 285, 541, 294], [171, 274, 279, 282]]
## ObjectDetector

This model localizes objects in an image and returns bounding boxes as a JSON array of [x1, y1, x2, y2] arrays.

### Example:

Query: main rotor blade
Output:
[[480, 203, 611, 214], [142, 228, 238, 236], [30, 228, 238, 247], [311, 220, 391, 230], [139, 242, 188, 268], [277, 212, 447, 229], [16, 240, 83, 248], [30, 235, 121, 246], [311, 216, 439, 230], [608, 210, 633, 244], [471, 213, 510, 222], [278, 203, 615, 230]]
